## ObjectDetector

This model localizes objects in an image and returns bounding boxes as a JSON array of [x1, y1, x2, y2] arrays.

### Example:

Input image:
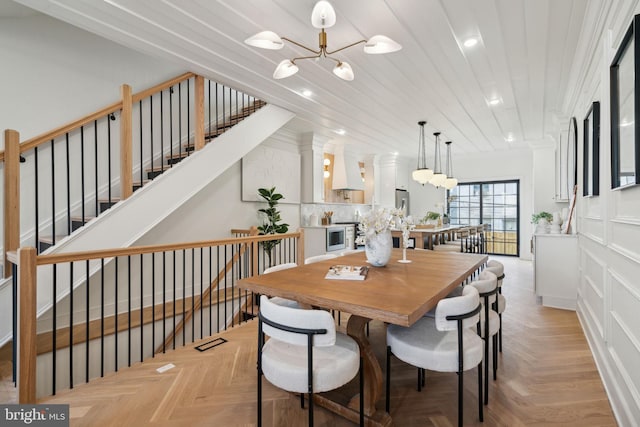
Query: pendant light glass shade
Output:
[[443, 140, 458, 190], [333, 62, 354, 80], [273, 60, 299, 79], [364, 35, 402, 54], [429, 132, 447, 187], [311, 0, 337, 28], [244, 31, 284, 50], [412, 121, 433, 185]]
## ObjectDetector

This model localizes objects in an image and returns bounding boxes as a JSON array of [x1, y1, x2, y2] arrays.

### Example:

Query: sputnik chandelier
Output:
[[244, 1, 402, 81]]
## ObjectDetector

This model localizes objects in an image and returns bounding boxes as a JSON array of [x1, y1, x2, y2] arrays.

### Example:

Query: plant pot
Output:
[[365, 230, 392, 267]]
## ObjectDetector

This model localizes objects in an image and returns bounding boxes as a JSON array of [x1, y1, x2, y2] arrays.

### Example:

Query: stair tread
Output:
[[98, 197, 121, 203], [39, 235, 68, 244], [70, 215, 96, 221], [145, 164, 173, 173], [165, 151, 190, 160]]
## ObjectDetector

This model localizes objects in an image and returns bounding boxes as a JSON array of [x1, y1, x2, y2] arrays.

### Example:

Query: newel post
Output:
[[249, 226, 259, 275], [194, 75, 205, 151], [297, 228, 305, 264], [17, 247, 37, 403], [120, 84, 133, 200], [4, 129, 21, 279]]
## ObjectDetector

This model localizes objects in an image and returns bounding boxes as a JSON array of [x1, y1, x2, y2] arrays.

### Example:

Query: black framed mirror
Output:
[[583, 101, 600, 196], [610, 14, 640, 189]]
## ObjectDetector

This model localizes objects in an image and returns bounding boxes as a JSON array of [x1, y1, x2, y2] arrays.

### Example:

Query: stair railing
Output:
[[8, 229, 303, 403], [1, 73, 265, 276]]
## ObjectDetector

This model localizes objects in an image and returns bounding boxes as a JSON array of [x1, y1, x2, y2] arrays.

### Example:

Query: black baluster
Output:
[[178, 82, 182, 159], [85, 259, 90, 383], [94, 120, 98, 218], [34, 147, 39, 251], [224, 246, 228, 330], [100, 258, 104, 377], [231, 243, 234, 328], [51, 139, 56, 248], [182, 249, 186, 346], [150, 94, 154, 179], [200, 247, 203, 339], [191, 248, 195, 342], [52, 264, 57, 394], [209, 246, 212, 336], [69, 262, 74, 389], [127, 255, 131, 367], [187, 79, 190, 152], [152, 252, 155, 357], [215, 83, 219, 137], [80, 126, 85, 225], [65, 134, 71, 233], [173, 251, 176, 350], [160, 91, 164, 174], [108, 114, 114, 204], [140, 253, 144, 363], [115, 257, 119, 372], [139, 100, 143, 185], [170, 86, 174, 170], [216, 246, 220, 333]]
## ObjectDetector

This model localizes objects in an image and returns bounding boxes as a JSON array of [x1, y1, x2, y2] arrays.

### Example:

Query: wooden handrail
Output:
[[27, 231, 302, 266], [131, 72, 195, 103]]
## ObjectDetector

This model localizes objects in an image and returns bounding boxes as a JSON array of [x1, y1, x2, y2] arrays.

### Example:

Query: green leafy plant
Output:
[[531, 211, 553, 224], [257, 187, 289, 265], [422, 211, 441, 222]]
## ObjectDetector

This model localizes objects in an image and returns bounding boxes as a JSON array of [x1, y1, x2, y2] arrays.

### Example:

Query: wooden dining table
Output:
[[238, 248, 487, 426]]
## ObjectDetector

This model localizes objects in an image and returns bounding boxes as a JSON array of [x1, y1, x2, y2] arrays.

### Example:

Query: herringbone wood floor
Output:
[[3, 257, 617, 426]]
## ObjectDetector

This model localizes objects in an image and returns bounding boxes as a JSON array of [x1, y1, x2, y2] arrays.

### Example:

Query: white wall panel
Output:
[[609, 220, 640, 263]]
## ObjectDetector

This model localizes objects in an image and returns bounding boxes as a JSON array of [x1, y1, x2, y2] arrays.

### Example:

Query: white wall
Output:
[[134, 129, 302, 246], [565, 1, 640, 425], [0, 13, 184, 141]]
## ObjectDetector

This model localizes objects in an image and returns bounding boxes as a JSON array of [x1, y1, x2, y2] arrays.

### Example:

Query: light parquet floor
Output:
[[3, 256, 617, 426]]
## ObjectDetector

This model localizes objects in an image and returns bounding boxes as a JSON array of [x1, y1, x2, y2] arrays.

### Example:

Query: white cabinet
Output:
[[533, 234, 578, 310]]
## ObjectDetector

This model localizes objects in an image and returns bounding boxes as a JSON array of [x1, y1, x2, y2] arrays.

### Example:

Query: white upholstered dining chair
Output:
[[386, 286, 484, 427], [262, 263, 300, 308], [485, 260, 506, 352], [257, 295, 363, 427], [468, 269, 500, 405], [304, 253, 339, 264]]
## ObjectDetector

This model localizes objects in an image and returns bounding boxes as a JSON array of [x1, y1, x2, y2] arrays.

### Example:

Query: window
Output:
[[448, 180, 520, 256]]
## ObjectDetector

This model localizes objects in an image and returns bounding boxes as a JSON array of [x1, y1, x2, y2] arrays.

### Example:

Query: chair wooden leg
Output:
[[308, 392, 313, 427]]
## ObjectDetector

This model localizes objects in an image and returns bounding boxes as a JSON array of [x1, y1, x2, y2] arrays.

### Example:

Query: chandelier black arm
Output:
[[325, 39, 367, 55], [281, 37, 322, 55]]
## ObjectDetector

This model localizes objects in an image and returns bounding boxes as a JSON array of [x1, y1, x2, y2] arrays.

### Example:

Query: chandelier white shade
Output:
[[244, 31, 284, 50], [364, 35, 402, 54], [273, 60, 299, 79], [244, 1, 401, 81], [412, 121, 434, 185]]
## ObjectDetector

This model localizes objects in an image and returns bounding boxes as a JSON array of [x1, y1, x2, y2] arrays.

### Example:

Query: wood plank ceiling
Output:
[[14, 0, 589, 158]]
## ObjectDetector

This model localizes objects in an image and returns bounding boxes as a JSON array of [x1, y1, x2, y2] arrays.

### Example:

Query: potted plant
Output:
[[257, 187, 289, 266], [531, 211, 553, 234], [422, 211, 441, 225]]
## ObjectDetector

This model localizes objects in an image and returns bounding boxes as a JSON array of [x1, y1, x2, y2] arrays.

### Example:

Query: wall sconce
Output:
[[360, 166, 365, 182], [324, 157, 331, 178]]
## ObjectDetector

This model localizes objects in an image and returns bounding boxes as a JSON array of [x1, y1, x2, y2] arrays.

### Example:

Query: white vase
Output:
[[365, 230, 392, 267], [535, 219, 549, 234]]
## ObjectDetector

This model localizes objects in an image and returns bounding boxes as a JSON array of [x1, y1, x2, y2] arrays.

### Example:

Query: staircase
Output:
[[37, 99, 267, 253], [0, 70, 295, 349]]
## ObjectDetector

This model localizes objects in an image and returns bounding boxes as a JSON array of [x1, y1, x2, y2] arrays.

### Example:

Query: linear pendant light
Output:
[[244, 1, 401, 81]]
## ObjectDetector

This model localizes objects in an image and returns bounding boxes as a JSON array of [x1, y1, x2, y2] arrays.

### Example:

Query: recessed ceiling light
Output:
[[302, 89, 313, 97], [488, 98, 501, 106], [334, 128, 346, 135], [463, 38, 478, 48], [505, 134, 515, 142]]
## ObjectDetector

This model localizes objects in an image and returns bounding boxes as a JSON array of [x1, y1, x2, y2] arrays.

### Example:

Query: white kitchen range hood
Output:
[[332, 147, 364, 191]]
